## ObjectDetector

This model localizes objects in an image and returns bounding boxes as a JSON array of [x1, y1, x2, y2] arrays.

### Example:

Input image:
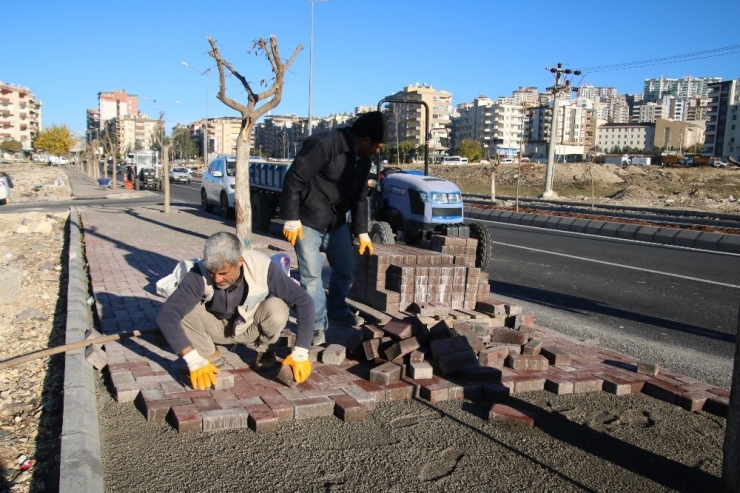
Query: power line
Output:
[[577, 44, 740, 74]]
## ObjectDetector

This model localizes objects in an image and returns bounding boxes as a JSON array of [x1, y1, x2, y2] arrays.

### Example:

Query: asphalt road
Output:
[[482, 220, 740, 388]]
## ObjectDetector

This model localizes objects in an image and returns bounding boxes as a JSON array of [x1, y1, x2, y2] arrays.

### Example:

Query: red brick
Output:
[[595, 372, 634, 396], [678, 390, 714, 412], [381, 318, 414, 339], [571, 374, 604, 394], [352, 379, 387, 403], [370, 362, 403, 385], [362, 339, 381, 361], [383, 380, 414, 401], [167, 404, 202, 433], [544, 374, 574, 395], [642, 380, 682, 404], [506, 354, 549, 372], [292, 396, 335, 420], [277, 365, 298, 388], [383, 337, 421, 362], [417, 378, 449, 403], [331, 394, 367, 422], [489, 327, 528, 345], [191, 397, 221, 412], [202, 408, 249, 431], [459, 366, 502, 384], [522, 339, 542, 355], [540, 346, 571, 366], [511, 374, 546, 393], [429, 336, 473, 360], [260, 393, 295, 422], [488, 404, 535, 427], [637, 360, 659, 376], [244, 403, 280, 433], [437, 350, 479, 377], [451, 324, 485, 353], [479, 347, 509, 368], [114, 381, 161, 403]]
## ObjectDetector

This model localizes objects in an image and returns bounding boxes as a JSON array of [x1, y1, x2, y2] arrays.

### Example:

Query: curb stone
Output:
[[59, 207, 104, 493]]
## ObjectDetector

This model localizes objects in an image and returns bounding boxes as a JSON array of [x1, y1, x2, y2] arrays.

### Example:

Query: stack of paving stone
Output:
[[349, 240, 488, 313]]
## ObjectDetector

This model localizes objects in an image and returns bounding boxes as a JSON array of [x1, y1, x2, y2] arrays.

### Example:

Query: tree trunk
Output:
[[723, 302, 740, 491], [490, 167, 496, 201], [162, 144, 171, 213], [234, 124, 253, 248]]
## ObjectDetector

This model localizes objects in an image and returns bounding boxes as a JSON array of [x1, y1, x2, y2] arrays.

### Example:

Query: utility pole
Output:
[[543, 63, 580, 198]]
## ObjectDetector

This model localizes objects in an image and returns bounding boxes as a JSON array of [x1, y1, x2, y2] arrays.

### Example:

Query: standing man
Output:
[[157, 232, 314, 390], [279, 111, 387, 345]]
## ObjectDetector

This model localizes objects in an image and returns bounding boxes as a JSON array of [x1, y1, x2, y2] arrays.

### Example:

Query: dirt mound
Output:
[[1, 163, 71, 203]]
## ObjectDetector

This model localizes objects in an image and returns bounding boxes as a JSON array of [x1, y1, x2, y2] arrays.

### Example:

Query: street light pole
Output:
[[181, 61, 211, 165], [306, 0, 328, 137]]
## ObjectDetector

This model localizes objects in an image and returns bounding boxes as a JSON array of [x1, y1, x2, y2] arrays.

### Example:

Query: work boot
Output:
[[329, 312, 364, 327], [312, 329, 326, 346], [204, 348, 224, 368], [254, 350, 277, 371]]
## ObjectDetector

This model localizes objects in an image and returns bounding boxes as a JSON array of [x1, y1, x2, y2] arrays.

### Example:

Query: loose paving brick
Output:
[[202, 408, 250, 432], [488, 404, 535, 428], [370, 362, 404, 385], [331, 394, 367, 422]]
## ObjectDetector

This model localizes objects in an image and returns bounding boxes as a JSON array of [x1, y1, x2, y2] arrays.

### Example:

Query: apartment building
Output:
[[643, 76, 722, 102], [595, 122, 655, 152], [529, 99, 589, 158], [253, 114, 306, 159], [575, 84, 618, 103], [0, 81, 42, 151], [384, 84, 454, 158], [511, 87, 540, 107], [704, 79, 740, 160], [107, 114, 161, 153], [452, 96, 526, 158]]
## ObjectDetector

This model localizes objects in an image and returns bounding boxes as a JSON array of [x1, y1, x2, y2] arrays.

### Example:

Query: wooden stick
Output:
[[0, 327, 160, 370]]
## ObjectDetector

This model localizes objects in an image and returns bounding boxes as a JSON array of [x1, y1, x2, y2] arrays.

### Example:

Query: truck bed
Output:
[[249, 162, 290, 192]]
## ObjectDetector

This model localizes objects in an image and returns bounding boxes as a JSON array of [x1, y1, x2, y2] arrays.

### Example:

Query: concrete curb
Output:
[[465, 206, 740, 254], [59, 207, 104, 493]]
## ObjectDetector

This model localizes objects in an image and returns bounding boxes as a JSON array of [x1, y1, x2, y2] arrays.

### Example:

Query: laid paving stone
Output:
[[167, 404, 203, 434], [244, 403, 280, 433], [331, 394, 367, 422], [292, 396, 335, 420], [260, 393, 294, 422]]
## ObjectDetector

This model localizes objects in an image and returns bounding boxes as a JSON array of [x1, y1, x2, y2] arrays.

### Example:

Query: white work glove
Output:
[[183, 350, 220, 390], [283, 220, 303, 246], [358, 233, 373, 255]]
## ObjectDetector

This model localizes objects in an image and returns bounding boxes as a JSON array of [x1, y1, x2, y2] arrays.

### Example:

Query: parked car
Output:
[[169, 166, 192, 184], [500, 157, 514, 164], [201, 155, 237, 219], [441, 156, 468, 165], [0, 173, 12, 205]]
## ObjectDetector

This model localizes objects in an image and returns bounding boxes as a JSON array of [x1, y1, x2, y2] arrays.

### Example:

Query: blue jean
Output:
[[294, 223, 354, 331]]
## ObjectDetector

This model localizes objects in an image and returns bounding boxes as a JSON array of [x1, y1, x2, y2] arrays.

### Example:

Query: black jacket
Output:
[[279, 127, 371, 235]]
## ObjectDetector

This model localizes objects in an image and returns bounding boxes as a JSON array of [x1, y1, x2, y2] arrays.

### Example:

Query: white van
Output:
[[441, 156, 468, 165]]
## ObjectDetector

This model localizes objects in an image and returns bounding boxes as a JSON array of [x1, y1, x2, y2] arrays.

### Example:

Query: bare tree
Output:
[[207, 35, 302, 247], [160, 125, 189, 213]]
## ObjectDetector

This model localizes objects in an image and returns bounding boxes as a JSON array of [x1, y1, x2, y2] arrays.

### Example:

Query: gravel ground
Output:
[[97, 373, 726, 492]]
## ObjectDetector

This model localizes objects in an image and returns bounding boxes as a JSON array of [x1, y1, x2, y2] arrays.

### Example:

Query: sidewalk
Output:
[[62, 168, 150, 200], [60, 184, 732, 491]]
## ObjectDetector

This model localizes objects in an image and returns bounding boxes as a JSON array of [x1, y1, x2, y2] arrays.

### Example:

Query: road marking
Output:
[[491, 240, 740, 289]]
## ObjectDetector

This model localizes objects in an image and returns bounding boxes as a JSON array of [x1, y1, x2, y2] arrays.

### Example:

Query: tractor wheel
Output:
[[251, 191, 271, 233], [370, 220, 395, 244], [470, 222, 493, 271], [201, 189, 213, 213], [220, 192, 234, 220]]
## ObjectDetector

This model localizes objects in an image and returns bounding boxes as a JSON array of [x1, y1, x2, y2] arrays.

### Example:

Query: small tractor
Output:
[[367, 99, 493, 271], [126, 150, 163, 191]]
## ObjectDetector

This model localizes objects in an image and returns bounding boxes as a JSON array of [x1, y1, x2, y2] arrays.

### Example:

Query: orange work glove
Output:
[[283, 220, 304, 246], [358, 233, 373, 256], [183, 350, 220, 390], [282, 347, 312, 383]]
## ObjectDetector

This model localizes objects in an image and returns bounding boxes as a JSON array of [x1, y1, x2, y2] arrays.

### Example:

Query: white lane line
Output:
[[492, 240, 740, 289]]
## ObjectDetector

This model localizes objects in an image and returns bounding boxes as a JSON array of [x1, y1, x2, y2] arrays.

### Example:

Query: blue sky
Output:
[[5, 0, 740, 137]]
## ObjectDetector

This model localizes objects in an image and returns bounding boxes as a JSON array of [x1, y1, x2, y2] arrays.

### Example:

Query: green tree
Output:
[[456, 139, 482, 162], [398, 140, 416, 163], [0, 139, 22, 154], [172, 131, 197, 160], [34, 124, 75, 156]]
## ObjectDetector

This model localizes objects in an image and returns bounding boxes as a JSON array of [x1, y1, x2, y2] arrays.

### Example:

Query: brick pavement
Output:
[[79, 202, 730, 435]]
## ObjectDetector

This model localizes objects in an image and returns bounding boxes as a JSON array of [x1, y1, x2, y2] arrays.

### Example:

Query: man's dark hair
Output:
[[351, 111, 388, 144]]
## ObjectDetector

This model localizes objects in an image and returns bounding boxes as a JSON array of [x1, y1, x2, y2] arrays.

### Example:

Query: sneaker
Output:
[[204, 348, 224, 368], [312, 329, 326, 346], [254, 350, 277, 371], [328, 312, 364, 327]]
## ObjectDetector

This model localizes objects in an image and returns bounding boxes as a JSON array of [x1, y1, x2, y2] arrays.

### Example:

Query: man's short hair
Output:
[[203, 232, 242, 271], [351, 111, 388, 144]]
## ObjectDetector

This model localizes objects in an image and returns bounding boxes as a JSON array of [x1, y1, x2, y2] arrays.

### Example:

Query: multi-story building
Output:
[[511, 87, 540, 107], [452, 96, 525, 159], [0, 81, 42, 152], [109, 114, 161, 154], [575, 84, 618, 103], [632, 101, 667, 123], [704, 79, 740, 160], [207, 117, 248, 156], [383, 84, 454, 158], [529, 99, 589, 159], [253, 114, 306, 159], [686, 97, 711, 122], [643, 76, 722, 102], [595, 122, 655, 152]]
